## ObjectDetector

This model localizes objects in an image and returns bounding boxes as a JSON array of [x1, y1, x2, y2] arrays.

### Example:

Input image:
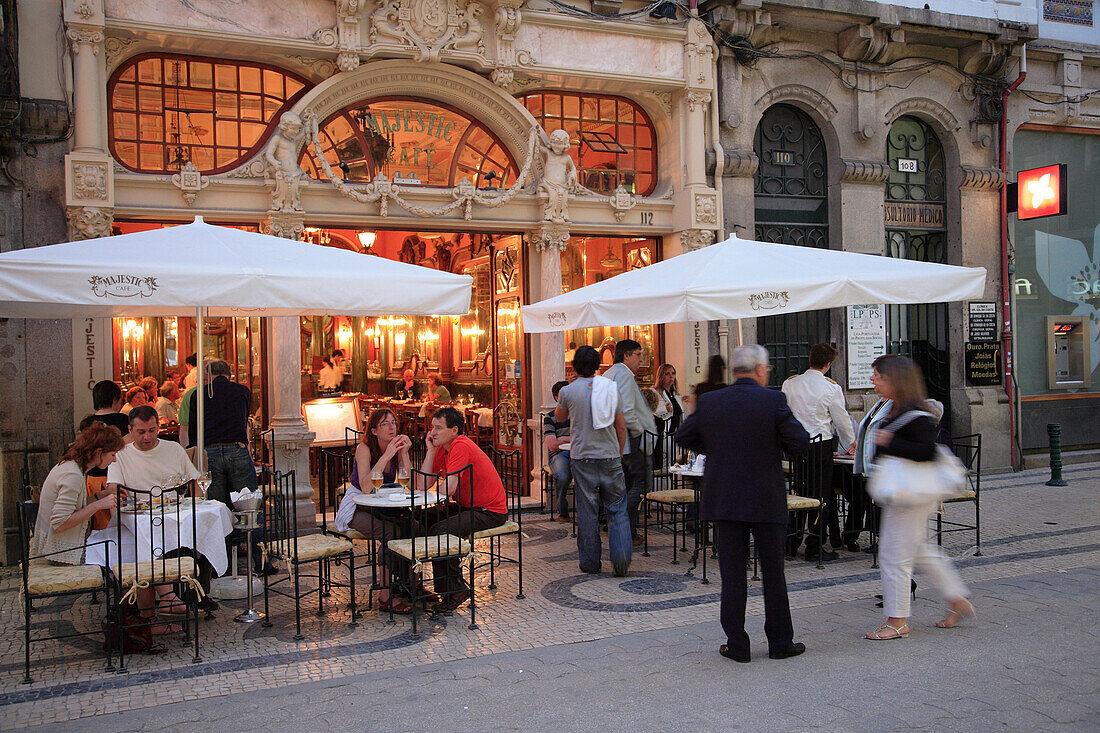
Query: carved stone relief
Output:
[[959, 165, 1005, 192], [288, 55, 338, 80], [66, 152, 114, 208], [263, 211, 306, 240], [171, 161, 210, 207], [73, 163, 108, 201], [104, 36, 138, 66], [680, 229, 715, 252], [532, 223, 570, 252], [693, 192, 717, 227], [264, 111, 313, 213], [607, 185, 637, 223], [66, 206, 113, 240], [883, 98, 959, 132], [369, 0, 485, 62], [721, 149, 759, 179], [839, 159, 891, 186], [755, 85, 838, 120]]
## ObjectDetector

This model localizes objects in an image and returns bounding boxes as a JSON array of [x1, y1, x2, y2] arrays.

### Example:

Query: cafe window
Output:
[[108, 54, 309, 174], [301, 98, 518, 188], [518, 91, 657, 195], [561, 235, 659, 379]]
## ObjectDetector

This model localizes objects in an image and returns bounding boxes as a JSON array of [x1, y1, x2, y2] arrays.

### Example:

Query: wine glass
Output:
[[396, 467, 410, 494], [197, 471, 212, 500], [370, 469, 385, 492]]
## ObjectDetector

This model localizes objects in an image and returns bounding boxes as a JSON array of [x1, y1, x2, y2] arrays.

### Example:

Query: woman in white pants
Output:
[[865, 355, 974, 640]]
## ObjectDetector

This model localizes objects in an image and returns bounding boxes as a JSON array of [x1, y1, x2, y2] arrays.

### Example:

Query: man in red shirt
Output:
[[421, 406, 508, 612]]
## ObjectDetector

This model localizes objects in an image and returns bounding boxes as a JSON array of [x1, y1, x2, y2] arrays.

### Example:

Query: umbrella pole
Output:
[[196, 306, 205, 473]]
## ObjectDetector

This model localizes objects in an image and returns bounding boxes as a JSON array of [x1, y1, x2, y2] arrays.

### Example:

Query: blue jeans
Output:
[[206, 443, 261, 572], [570, 457, 632, 575], [622, 435, 651, 538], [549, 450, 572, 517]]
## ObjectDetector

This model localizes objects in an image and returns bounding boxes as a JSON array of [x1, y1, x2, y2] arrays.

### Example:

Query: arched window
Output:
[[518, 91, 657, 195], [108, 54, 309, 174], [300, 98, 518, 188]]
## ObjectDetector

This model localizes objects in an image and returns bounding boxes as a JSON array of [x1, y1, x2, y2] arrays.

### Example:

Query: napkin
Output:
[[230, 488, 262, 510], [691, 454, 706, 472]]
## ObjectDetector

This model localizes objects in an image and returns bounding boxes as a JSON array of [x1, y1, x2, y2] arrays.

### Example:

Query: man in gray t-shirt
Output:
[[555, 346, 631, 576]]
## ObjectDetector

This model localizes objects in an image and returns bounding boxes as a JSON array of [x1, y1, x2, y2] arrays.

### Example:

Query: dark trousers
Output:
[[622, 436, 650, 538], [715, 520, 794, 657], [423, 505, 507, 597], [789, 438, 839, 555], [841, 474, 879, 546], [207, 443, 263, 571]]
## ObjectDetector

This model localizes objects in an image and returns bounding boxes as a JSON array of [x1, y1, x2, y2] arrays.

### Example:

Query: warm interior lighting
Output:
[[418, 329, 439, 342], [460, 326, 485, 338], [357, 231, 376, 250], [378, 316, 409, 328], [600, 241, 622, 272], [338, 323, 352, 341], [122, 319, 145, 340], [394, 331, 406, 346], [1016, 163, 1067, 221]]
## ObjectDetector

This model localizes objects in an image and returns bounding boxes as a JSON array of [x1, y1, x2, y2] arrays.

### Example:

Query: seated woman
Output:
[[34, 423, 124, 565], [426, 372, 451, 404], [120, 386, 147, 415], [334, 408, 415, 613]]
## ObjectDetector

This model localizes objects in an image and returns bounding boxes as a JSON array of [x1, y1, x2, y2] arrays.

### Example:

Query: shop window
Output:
[[519, 91, 657, 195], [560, 236, 660, 379], [301, 98, 518, 188], [108, 54, 309, 174]]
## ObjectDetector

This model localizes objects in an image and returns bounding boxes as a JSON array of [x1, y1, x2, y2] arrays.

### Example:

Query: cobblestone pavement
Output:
[[3, 463, 1099, 730]]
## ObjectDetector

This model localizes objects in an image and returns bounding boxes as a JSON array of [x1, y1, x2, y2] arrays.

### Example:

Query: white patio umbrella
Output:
[[522, 234, 986, 332], [0, 217, 472, 465]]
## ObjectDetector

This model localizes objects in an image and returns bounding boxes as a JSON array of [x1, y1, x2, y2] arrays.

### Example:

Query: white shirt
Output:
[[782, 368, 855, 451], [653, 388, 682, 422], [318, 363, 345, 390], [107, 439, 199, 490]]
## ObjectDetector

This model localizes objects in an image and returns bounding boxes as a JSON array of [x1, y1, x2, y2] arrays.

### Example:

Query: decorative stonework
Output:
[[884, 98, 959, 132], [680, 229, 715, 252], [649, 91, 672, 116], [960, 165, 1005, 191], [265, 111, 313, 212], [607, 185, 637, 223], [72, 163, 107, 201], [369, 0, 485, 62], [66, 152, 114, 207], [66, 26, 104, 55], [263, 211, 306, 240], [103, 36, 138, 66], [288, 55, 338, 80], [490, 0, 533, 88], [171, 161, 210, 207], [223, 159, 268, 179], [838, 24, 905, 64], [755, 85, 838, 120], [839, 159, 891, 185], [532, 224, 570, 252], [686, 90, 711, 113], [684, 18, 714, 91], [693, 192, 717, 227], [722, 149, 759, 179], [66, 206, 112, 240]]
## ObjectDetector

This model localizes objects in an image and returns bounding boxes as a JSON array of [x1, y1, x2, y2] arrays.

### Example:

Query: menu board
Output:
[[846, 304, 886, 389], [303, 396, 362, 446]]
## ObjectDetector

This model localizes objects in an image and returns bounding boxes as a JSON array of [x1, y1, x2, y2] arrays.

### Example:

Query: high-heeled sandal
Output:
[[935, 601, 975, 628], [864, 622, 909, 640]]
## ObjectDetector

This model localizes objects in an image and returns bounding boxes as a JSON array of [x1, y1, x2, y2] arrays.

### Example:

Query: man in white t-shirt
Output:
[[107, 405, 198, 492], [107, 405, 215, 613]]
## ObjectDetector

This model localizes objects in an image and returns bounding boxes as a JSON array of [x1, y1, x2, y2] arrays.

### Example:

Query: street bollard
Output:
[[1045, 423, 1068, 487]]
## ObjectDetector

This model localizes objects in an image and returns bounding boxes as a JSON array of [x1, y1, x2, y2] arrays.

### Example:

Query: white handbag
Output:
[[866, 411, 968, 507]]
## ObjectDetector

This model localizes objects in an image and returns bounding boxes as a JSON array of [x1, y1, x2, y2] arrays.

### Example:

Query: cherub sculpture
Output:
[[265, 111, 311, 212], [536, 129, 582, 224]]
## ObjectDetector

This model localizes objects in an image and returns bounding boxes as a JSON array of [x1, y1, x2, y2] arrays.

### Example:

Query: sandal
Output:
[[151, 622, 183, 635], [378, 596, 413, 615], [864, 622, 909, 640], [935, 600, 975, 628]]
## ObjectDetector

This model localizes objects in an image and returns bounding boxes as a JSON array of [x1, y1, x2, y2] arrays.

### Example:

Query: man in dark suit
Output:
[[676, 345, 810, 663]]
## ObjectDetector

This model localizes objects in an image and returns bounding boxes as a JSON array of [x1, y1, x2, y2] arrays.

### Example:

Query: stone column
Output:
[[264, 212, 316, 528], [532, 224, 569, 411], [63, 2, 113, 239]]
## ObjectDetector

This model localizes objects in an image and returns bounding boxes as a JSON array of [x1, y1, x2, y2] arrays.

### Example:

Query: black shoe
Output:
[[254, 561, 279, 577], [845, 542, 862, 553], [862, 544, 879, 554], [719, 644, 751, 663], [769, 642, 806, 660], [805, 549, 839, 562], [198, 597, 220, 614], [613, 563, 630, 578]]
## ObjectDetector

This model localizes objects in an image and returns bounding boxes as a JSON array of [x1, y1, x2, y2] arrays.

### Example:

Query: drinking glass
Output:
[[197, 471, 212, 500], [396, 467, 410, 493], [370, 470, 385, 491]]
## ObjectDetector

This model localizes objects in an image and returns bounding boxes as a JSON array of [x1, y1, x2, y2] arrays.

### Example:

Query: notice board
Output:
[[965, 341, 1003, 387], [303, 396, 362, 446], [846, 303, 886, 390]]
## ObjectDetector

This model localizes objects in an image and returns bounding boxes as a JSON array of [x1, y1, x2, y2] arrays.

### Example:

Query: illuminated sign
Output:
[[1015, 163, 1067, 220]]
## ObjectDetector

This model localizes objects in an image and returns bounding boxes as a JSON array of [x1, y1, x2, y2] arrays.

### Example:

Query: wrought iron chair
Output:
[[250, 425, 276, 482], [262, 469, 358, 639], [109, 481, 204, 671], [386, 465, 475, 636], [642, 451, 698, 567], [938, 433, 981, 555], [316, 446, 367, 606], [16, 477, 115, 684], [784, 435, 827, 569], [478, 446, 524, 599]]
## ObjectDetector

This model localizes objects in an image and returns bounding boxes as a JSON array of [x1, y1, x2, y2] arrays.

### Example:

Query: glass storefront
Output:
[[1012, 127, 1100, 448]]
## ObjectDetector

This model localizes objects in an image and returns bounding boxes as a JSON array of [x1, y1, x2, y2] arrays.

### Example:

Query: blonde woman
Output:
[[864, 355, 974, 640]]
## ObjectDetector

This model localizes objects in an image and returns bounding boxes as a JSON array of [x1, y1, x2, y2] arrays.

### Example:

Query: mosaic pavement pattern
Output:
[[2, 463, 1099, 729]]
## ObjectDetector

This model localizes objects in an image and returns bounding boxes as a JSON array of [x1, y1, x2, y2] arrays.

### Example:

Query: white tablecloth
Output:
[[353, 489, 441, 509], [85, 500, 235, 576], [469, 407, 494, 428]]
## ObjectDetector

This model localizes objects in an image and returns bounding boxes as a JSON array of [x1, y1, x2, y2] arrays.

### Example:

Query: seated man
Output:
[[107, 405, 214, 615], [155, 380, 181, 423], [543, 380, 572, 521], [420, 406, 507, 612]]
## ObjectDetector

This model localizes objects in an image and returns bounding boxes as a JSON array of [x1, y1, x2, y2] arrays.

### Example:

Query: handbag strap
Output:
[[883, 409, 932, 434]]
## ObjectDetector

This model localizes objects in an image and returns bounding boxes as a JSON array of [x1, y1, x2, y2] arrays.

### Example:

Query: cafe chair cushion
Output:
[[337, 528, 370, 541], [786, 495, 821, 511], [270, 534, 353, 563], [645, 489, 697, 505], [388, 534, 471, 561], [26, 563, 105, 596], [113, 557, 198, 587], [473, 520, 519, 540]]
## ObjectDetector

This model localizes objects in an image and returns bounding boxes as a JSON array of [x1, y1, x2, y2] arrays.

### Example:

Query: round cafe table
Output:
[[85, 499, 234, 576], [353, 488, 442, 509]]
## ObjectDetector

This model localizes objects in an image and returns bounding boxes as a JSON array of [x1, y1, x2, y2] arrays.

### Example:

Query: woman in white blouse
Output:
[[33, 423, 125, 565], [651, 363, 684, 468]]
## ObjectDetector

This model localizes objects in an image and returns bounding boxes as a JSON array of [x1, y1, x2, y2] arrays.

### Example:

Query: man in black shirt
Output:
[[186, 359, 256, 508]]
